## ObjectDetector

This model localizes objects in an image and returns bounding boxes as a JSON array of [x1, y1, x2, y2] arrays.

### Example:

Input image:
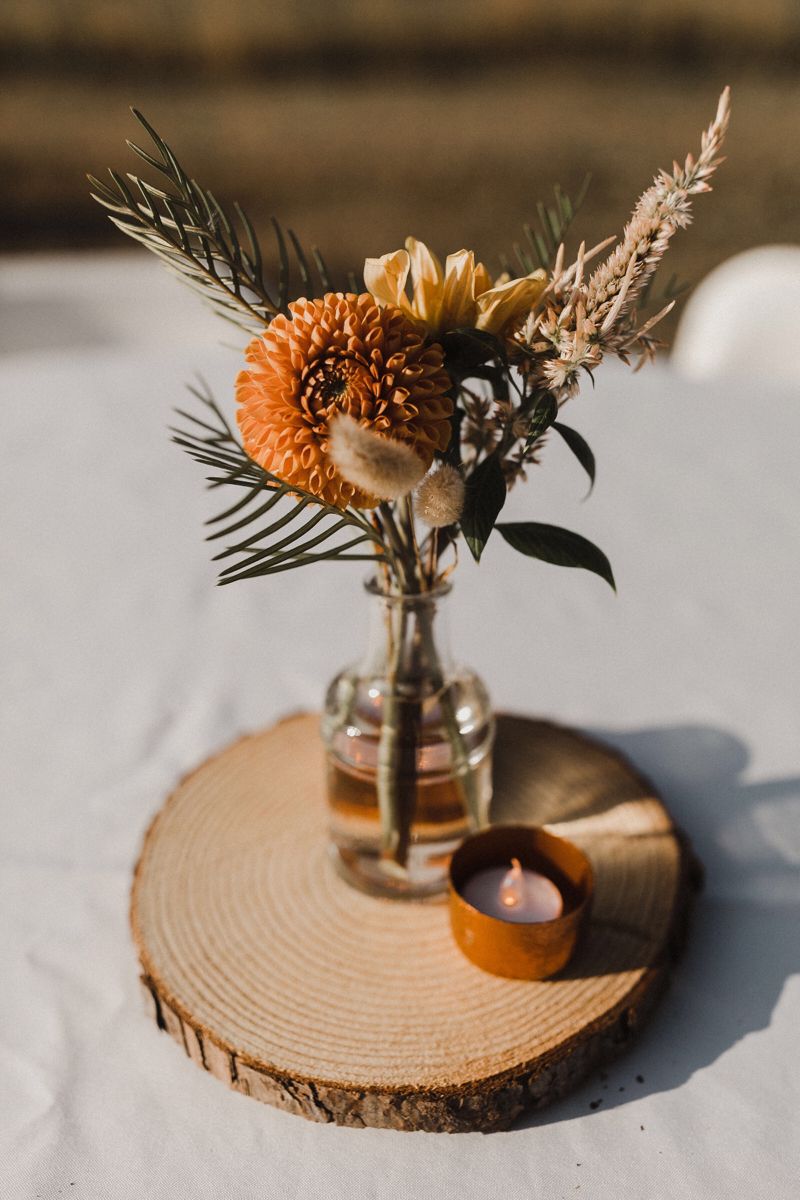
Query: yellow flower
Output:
[[364, 237, 546, 338]]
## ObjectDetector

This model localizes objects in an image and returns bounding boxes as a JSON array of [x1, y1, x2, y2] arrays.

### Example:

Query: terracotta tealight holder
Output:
[[448, 825, 594, 980]]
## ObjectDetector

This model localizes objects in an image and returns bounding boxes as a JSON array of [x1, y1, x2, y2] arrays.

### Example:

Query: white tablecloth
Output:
[[3, 253, 799, 1199]]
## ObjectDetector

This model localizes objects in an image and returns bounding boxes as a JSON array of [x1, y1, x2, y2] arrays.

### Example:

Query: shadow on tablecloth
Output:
[[510, 721, 800, 1129]]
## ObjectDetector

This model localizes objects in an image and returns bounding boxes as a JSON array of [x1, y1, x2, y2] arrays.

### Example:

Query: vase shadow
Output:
[[501, 718, 800, 1130], [492, 713, 657, 828]]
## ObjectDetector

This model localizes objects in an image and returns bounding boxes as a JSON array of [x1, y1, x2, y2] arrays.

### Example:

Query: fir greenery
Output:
[[88, 109, 338, 334], [172, 381, 387, 584]]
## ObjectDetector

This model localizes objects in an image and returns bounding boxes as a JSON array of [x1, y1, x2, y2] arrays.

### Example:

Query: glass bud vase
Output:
[[321, 580, 495, 898]]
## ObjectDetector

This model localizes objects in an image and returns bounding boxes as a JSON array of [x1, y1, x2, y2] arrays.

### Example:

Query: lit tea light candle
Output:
[[448, 826, 593, 979], [461, 857, 564, 923]]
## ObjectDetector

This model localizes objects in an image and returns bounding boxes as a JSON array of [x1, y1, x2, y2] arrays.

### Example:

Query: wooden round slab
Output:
[[131, 713, 698, 1133]]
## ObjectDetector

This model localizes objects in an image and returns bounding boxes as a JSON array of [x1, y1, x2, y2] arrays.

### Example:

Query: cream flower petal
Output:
[[405, 236, 443, 288], [413, 276, 444, 332], [473, 260, 493, 296], [440, 250, 480, 331], [405, 237, 444, 328], [363, 249, 411, 312], [475, 271, 547, 333]]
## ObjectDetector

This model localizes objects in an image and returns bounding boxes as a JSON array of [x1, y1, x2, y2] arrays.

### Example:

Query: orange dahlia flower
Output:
[[236, 293, 453, 509]]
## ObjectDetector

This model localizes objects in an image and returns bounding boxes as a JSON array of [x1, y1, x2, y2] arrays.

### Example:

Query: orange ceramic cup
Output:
[[448, 825, 593, 980]]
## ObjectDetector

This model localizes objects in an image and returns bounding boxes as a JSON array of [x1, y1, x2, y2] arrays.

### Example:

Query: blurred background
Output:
[[2, 0, 799, 337]]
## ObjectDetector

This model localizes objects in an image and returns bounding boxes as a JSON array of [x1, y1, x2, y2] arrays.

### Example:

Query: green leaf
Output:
[[497, 522, 615, 590], [525, 393, 557, 447], [460, 454, 507, 562], [443, 406, 465, 468], [552, 421, 596, 494], [440, 328, 505, 377], [469, 363, 510, 402]]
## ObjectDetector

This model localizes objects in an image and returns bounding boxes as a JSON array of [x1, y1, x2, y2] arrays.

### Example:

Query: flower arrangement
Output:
[[90, 89, 729, 895]]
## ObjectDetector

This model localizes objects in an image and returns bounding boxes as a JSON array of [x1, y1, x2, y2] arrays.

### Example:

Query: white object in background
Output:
[[672, 245, 800, 383]]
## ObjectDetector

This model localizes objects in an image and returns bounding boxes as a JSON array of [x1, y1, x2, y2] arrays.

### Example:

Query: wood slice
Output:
[[131, 713, 698, 1133]]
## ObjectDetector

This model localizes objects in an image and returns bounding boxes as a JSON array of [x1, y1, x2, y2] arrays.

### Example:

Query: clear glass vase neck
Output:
[[363, 576, 453, 604], [360, 576, 454, 681]]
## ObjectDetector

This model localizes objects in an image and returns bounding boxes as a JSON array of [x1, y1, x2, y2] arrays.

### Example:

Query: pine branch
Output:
[[88, 110, 337, 334], [513, 175, 592, 273], [635, 270, 690, 316], [171, 380, 387, 583]]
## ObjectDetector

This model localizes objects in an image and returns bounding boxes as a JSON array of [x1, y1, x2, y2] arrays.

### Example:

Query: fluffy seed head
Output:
[[415, 464, 466, 527], [328, 413, 427, 502]]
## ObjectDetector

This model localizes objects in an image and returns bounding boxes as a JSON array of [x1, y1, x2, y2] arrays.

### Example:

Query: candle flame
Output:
[[499, 857, 525, 909]]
